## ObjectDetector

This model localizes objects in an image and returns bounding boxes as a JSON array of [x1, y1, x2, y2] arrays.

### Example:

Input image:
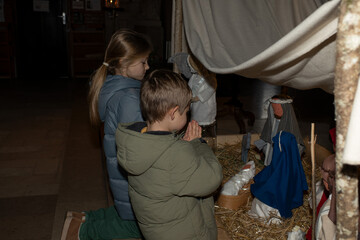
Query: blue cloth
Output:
[[250, 131, 308, 218], [98, 75, 143, 220]]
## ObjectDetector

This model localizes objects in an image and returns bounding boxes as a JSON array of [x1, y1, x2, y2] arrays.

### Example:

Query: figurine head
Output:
[[269, 94, 292, 119], [321, 154, 335, 192]]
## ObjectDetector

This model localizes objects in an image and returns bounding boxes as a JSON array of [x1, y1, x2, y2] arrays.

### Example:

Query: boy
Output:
[[115, 69, 223, 240]]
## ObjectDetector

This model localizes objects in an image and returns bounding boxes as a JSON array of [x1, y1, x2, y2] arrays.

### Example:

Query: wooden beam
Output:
[[334, 0, 360, 238]]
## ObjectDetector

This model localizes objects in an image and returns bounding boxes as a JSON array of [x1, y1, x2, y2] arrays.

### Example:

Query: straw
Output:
[[214, 141, 321, 239]]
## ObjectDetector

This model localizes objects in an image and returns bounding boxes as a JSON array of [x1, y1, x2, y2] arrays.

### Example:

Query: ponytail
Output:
[[88, 65, 108, 125]]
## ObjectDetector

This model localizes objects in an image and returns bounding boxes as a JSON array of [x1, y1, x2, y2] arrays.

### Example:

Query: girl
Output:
[[61, 29, 152, 240]]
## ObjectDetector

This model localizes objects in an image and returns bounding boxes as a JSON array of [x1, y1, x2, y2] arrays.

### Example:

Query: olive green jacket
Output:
[[116, 123, 223, 240]]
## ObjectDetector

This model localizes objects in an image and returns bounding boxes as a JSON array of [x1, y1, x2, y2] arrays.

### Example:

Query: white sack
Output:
[[220, 160, 255, 196]]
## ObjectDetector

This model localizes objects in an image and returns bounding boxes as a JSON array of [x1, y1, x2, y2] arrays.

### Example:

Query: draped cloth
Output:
[[181, 0, 340, 93], [179, 0, 360, 165], [343, 77, 360, 165], [251, 131, 308, 218], [254, 101, 304, 166], [260, 103, 304, 147]]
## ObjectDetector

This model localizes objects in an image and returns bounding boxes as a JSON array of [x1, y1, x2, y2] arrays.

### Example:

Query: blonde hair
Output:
[[140, 69, 192, 124], [88, 29, 152, 125]]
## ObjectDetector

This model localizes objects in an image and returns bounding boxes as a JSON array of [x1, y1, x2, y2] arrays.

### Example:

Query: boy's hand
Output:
[[183, 120, 202, 141]]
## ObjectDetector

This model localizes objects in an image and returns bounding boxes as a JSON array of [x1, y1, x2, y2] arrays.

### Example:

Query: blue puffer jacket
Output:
[[98, 75, 143, 220]]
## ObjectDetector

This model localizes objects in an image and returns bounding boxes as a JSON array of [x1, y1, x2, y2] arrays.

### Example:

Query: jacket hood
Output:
[[98, 75, 142, 121], [116, 124, 181, 175]]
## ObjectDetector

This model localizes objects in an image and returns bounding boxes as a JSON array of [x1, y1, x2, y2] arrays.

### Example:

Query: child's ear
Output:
[[116, 59, 125, 75], [169, 106, 179, 120]]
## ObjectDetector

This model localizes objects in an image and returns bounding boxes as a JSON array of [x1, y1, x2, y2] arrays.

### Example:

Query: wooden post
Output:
[[172, 0, 183, 73], [334, 0, 360, 238], [311, 123, 316, 240]]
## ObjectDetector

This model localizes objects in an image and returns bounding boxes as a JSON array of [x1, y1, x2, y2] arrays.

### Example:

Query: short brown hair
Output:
[[141, 69, 192, 124]]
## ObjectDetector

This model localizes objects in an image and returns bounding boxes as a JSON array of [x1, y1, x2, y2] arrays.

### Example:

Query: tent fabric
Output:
[[343, 77, 360, 165], [250, 131, 308, 218], [182, 0, 340, 93]]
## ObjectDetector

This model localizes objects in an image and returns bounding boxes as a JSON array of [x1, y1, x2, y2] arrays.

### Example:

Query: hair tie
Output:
[[103, 62, 109, 67]]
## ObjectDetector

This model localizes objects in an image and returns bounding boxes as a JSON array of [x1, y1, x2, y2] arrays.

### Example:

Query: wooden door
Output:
[[15, 0, 68, 79]]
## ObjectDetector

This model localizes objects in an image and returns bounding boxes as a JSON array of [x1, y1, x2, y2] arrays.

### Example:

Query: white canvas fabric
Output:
[[343, 78, 360, 165], [182, 0, 340, 93], [188, 73, 217, 125], [248, 198, 282, 225], [180, 0, 360, 164]]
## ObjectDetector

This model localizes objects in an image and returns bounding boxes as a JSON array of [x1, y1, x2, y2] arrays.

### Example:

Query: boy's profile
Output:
[[115, 69, 223, 240]]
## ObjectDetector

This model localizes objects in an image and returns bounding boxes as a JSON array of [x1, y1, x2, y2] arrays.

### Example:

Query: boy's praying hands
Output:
[[183, 120, 202, 141]]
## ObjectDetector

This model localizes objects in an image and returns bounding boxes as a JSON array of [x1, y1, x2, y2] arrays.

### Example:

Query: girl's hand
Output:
[[183, 120, 202, 141]]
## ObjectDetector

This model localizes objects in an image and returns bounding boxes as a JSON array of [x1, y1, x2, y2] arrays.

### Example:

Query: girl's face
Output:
[[122, 55, 150, 80]]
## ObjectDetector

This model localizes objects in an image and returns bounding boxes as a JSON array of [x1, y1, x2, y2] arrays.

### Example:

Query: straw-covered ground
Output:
[[214, 141, 322, 240]]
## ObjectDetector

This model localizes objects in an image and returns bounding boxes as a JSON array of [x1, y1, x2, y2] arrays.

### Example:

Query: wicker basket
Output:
[[217, 180, 254, 210]]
